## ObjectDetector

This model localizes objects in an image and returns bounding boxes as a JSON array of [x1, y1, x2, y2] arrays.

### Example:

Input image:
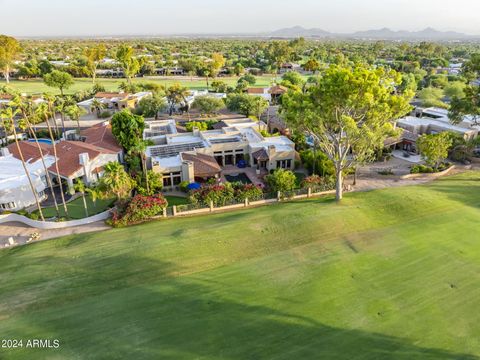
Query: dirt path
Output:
[[0, 221, 110, 249]]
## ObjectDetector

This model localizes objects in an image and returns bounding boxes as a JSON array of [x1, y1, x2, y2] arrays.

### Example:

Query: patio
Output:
[[220, 165, 267, 187]]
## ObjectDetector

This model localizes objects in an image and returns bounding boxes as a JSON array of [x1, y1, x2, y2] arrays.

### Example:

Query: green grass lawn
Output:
[[2, 172, 480, 359], [164, 195, 189, 206], [39, 195, 115, 219], [6, 75, 280, 95]]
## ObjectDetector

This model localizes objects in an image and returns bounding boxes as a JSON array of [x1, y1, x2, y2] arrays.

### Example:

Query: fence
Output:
[[158, 188, 336, 219]]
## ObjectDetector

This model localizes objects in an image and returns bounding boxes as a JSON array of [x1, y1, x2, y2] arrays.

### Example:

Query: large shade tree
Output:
[[281, 65, 413, 201], [116, 45, 140, 84], [43, 70, 74, 96], [0, 35, 20, 83]]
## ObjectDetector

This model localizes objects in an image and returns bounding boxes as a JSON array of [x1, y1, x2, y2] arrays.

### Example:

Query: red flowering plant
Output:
[[108, 193, 168, 227], [301, 175, 335, 192], [232, 183, 263, 201]]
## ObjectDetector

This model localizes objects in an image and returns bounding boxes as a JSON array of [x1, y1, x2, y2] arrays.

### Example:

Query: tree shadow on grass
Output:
[[1, 253, 478, 360]]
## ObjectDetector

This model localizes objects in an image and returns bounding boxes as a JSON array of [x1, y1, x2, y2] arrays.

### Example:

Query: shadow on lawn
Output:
[[2, 252, 478, 360]]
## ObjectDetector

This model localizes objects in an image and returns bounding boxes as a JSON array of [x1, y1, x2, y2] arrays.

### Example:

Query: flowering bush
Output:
[[189, 182, 264, 207], [301, 175, 336, 192], [109, 194, 167, 227], [232, 183, 263, 201], [189, 183, 235, 207]]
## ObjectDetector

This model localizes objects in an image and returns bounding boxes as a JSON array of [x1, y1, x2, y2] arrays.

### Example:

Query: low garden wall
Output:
[[400, 165, 456, 180], [169, 189, 336, 218], [0, 209, 113, 229]]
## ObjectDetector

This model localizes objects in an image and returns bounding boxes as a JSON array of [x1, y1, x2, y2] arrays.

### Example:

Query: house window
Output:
[[0, 202, 16, 210], [163, 177, 172, 187], [276, 159, 292, 169]]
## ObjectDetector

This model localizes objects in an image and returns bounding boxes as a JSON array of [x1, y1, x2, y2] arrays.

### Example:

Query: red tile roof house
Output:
[[80, 121, 124, 163], [7, 140, 120, 191]]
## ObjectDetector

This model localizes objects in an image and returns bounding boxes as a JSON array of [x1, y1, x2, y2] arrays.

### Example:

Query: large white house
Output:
[[0, 149, 55, 211], [144, 118, 296, 188]]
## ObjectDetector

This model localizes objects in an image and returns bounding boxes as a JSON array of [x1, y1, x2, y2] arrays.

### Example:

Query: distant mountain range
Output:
[[267, 26, 477, 40]]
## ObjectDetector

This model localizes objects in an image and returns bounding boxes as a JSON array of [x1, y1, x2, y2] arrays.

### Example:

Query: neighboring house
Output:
[[246, 86, 287, 103], [144, 118, 295, 189], [279, 63, 303, 73], [80, 121, 124, 163], [0, 94, 45, 109], [391, 107, 479, 153], [7, 140, 119, 190], [0, 148, 55, 212], [77, 92, 152, 114]]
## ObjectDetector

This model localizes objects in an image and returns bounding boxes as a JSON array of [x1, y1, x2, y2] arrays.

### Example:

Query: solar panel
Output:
[[149, 141, 206, 158], [209, 137, 241, 144]]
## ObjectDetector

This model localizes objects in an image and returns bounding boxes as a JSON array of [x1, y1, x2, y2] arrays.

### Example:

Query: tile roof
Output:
[[8, 140, 116, 178], [252, 148, 269, 161], [182, 152, 221, 178], [95, 92, 129, 99], [81, 122, 122, 153], [247, 88, 267, 94]]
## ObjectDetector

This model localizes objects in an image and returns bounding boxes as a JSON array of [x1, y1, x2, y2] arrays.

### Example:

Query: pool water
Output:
[[225, 173, 252, 184], [27, 138, 53, 145]]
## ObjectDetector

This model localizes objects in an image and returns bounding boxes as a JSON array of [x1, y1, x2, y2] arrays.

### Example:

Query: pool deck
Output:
[[221, 166, 267, 187]]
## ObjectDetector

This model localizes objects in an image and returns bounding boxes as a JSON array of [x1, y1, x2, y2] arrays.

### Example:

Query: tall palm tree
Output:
[[12, 94, 60, 217], [0, 107, 45, 221], [86, 186, 101, 209], [74, 179, 89, 218], [35, 102, 70, 218], [42, 93, 61, 139], [66, 104, 86, 138], [129, 140, 149, 194]]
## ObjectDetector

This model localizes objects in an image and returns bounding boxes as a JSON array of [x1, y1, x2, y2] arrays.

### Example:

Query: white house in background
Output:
[[247, 88, 272, 102], [77, 91, 152, 113], [7, 140, 120, 190], [0, 148, 55, 212], [144, 118, 295, 189], [392, 107, 479, 153]]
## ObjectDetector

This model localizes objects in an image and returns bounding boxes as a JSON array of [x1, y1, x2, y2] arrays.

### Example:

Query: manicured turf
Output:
[[38, 195, 114, 219], [6, 75, 280, 95], [1, 172, 480, 359], [164, 195, 189, 206]]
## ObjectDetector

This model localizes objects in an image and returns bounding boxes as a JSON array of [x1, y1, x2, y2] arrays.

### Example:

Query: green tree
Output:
[[165, 83, 190, 116], [110, 110, 145, 152], [116, 45, 140, 84], [281, 65, 412, 201], [66, 104, 86, 135], [265, 168, 296, 194], [98, 161, 135, 200], [449, 85, 480, 125], [226, 93, 268, 118], [418, 87, 446, 108], [137, 95, 166, 119], [417, 132, 453, 170], [444, 81, 466, 99], [84, 44, 106, 84], [303, 58, 321, 73], [0, 35, 21, 83], [192, 95, 225, 116], [43, 70, 74, 96]]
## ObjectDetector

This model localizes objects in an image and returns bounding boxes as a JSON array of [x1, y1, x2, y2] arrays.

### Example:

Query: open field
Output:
[[5, 75, 280, 95], [1, 172, 480, 359]]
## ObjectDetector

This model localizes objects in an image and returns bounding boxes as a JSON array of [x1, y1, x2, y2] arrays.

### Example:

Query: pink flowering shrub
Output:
[[109, 194, 167, 227]]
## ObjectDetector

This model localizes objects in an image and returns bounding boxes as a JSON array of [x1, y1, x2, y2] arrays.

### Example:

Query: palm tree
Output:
[[129, 140, 149, 194], [74, 179, 89, 218], [42, 93, 61, 139], [98, 161, 134, 200], [11, 94, 60, 217], [86, 186, 101, 209], [90, 98, 105, 117], [66, 104, 86, 138], [35, 102, 70, 218], [0, 107, 45, 221]]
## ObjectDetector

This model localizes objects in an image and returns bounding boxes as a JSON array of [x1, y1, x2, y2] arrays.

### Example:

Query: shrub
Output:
[[99, 110, 112, 118], [266, 169, 297, 193], [189, 183, 235, 207], [301, 175, 336, 192], [232, 183, 263, 201], [109, 194, 167, 227], [179, 181, 190, 193]]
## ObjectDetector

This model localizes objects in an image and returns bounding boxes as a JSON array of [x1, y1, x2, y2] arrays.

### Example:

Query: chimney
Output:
[[192, 126, 200, 136], [0, 147, 10, 157], [79, 152, 90, 166], [268, 145, 275, 158]]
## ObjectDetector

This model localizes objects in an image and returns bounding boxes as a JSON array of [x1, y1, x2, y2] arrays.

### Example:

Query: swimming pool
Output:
[[225, 173, 252, 184], [27, 138, 53, 145]]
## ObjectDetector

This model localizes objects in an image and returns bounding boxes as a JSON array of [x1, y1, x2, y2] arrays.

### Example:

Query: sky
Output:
[[0, 0, 479, 37]]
